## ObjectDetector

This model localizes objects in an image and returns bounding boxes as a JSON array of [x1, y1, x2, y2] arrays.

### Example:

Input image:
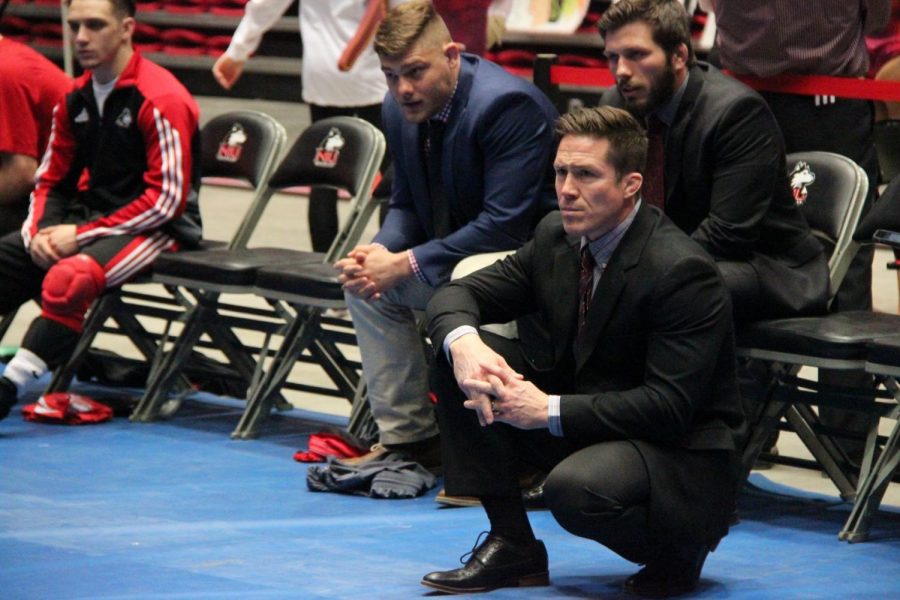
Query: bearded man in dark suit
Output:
[[599, 0, 828, 323]]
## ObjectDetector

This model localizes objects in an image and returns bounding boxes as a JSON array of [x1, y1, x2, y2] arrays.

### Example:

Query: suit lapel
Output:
[[664, 66, 703, 209], [554, 235, 581, 364], [401, 56, 478, 238], [574, 205, 657, 373], [440, 56, 475, 206]]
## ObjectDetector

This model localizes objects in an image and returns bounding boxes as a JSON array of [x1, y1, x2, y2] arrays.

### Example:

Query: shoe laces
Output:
[[459, 530, 490, 564]]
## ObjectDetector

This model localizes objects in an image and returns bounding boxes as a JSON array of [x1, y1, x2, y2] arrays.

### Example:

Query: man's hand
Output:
[[449, 334, 521, 427], [212, 55, 246, 90], [44, 224, 79, 257], [29, 224, 79, 270], [336, 244, 378, 300], [463, 362, 550, 430], [29, 230, 59, 269], [335, 244, 412, 301]]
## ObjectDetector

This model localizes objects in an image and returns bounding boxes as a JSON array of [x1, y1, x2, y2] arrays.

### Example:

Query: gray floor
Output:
[[3, 95, 899, 507]]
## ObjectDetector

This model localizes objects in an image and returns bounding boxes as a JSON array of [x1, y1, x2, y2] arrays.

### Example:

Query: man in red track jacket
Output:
[[0, 0, 201, 420]]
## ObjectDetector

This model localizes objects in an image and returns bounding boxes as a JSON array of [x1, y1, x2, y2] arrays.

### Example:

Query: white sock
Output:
[[2, 348, 48, 397]]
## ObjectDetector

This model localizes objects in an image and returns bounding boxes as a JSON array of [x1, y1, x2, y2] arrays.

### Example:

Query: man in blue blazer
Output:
[[335, 0, 557, 468]]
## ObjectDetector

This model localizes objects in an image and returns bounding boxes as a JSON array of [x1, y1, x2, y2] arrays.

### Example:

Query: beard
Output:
[[618, 61, 678, 119]]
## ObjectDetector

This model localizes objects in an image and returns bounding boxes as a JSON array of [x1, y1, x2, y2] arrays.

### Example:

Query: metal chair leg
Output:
[[130, 303, 212, 422]]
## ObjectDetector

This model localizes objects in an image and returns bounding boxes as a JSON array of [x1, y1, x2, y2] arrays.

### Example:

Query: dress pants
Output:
[[432, 331, 737, 563], [345, 275, 440, 445], [715, 260, 761, 324]]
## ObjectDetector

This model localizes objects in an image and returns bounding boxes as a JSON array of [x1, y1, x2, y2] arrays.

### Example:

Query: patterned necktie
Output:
[[643, 115, 667, 209], [577, 245, 595, 334]]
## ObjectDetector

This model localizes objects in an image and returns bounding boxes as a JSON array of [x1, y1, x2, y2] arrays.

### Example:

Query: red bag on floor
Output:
[[22, 393, 114, 425], [294, 432, 367, 463]]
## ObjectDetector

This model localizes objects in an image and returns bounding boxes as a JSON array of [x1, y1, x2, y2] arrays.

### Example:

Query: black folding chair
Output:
[[131, 116, 385, 440], [40, 110, 287, 399], [836, 177, 900, 541], [736, 152, 900, 541]]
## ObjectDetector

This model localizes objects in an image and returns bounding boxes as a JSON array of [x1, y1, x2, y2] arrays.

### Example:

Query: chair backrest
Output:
[[786, 151, 868, 306], [874, 119, 900, 183], [199, 110, 287, 249], [264, 116, 386, 262]]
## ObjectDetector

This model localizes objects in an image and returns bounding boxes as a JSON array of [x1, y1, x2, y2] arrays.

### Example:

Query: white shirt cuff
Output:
[[548, 395, 563, 436], [442, 326, 479, 361]]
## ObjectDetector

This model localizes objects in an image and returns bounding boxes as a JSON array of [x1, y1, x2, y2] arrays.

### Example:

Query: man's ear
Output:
[[444, 41, 461, 66], [121, 16, 136, 41], [624, 172, 643, 198], [671, 42, 689, 69]]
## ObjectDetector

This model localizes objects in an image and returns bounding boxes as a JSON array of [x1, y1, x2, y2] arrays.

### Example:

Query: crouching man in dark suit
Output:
[[423, 106, 747, 597]]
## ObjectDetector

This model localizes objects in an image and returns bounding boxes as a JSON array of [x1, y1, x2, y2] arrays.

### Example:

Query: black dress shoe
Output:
[[623, 543, 711, 598], [421, 533, 549, 594]]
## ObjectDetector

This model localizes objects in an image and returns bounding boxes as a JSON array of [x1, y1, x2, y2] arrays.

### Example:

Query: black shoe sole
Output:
[[420, 571, 550, 594]]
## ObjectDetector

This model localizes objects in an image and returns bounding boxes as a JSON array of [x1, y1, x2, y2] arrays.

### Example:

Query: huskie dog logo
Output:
[[115, 107, 132, 128], [314, 127, 345, 168], [216, 123, 247, 163], [789, 160, 816, 204]]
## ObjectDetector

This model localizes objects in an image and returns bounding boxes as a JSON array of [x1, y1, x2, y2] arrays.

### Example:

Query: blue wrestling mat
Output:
[[1, 394, 898, 599]]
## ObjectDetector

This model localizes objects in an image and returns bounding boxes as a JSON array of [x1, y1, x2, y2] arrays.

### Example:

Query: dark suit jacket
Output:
[[428, 205, 746, 454], [374, 54, 558, 286], [602, 63, 829, 319]]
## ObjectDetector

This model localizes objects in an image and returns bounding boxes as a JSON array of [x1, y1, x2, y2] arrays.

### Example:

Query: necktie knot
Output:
[[580, 244, 595, 272], [646, 114, 666, 135]]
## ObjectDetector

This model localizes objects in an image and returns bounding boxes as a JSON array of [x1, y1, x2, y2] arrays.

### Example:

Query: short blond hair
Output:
[[374, 0, 451, 58]]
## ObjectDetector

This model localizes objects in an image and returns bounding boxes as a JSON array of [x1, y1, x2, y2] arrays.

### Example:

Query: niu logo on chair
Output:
[[216, 123, 247, 163], [314, 127, 345, 168], [789, 161, 816, 205]]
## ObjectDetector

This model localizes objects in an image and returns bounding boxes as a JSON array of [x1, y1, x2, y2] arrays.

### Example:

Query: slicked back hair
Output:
[[555, 106, 648, 178]]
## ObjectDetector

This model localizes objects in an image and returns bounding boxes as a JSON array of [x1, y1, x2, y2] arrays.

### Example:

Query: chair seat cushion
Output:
[[736, 311, 900, 361], [867, 332, 900, 367], [254, 261, 344, 302], [154, 247, 321, 287]]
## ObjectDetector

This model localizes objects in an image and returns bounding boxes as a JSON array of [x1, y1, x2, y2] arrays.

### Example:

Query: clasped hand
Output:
[[29, 224, 78, 270], [450, 334, 549, 430], [335, 244, 412, 302]]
